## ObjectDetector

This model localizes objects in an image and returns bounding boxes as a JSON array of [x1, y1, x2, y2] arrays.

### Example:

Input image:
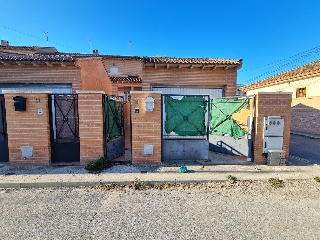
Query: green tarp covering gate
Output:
[[164, 96, 207, 136], [210, 98, 249, 138]]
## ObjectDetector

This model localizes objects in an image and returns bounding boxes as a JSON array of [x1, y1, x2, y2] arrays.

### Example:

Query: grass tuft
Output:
[[268, 177, 284, 188]]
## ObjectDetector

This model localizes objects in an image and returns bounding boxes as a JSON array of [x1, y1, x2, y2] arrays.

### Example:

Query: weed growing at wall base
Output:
[[85, 157, 111, 173]]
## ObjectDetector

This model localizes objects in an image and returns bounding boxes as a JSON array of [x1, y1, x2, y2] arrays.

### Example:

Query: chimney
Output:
[[1, 40, 9, 46], [92, 49, 99, 55]]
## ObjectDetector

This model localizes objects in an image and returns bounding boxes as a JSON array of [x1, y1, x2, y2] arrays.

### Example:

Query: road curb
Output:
[[0, 176, 317, 189]]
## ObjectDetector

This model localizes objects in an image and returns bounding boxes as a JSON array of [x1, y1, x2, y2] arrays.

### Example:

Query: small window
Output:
[[296, 87, 306, 98], [109, 67, 119, 74]]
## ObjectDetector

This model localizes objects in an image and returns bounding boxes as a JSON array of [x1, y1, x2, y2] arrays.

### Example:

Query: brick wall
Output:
[[0, 65, 82, 92], [76, 58, 113, 94], [142, 66, 237, 96], [253, 93, 292, 164], [103, 58, 142, 76], [4, 92, 51, 165], [77, 92, 104, 164], [131, 91, 161, 164], [291, 96, 320, 136]]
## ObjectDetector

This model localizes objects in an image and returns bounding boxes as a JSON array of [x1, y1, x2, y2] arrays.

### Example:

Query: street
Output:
[[290, 134, 320, 164], [1, 180, 319, 240]]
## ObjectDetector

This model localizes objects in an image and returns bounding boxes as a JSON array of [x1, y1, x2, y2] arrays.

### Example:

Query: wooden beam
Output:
[[16, 61, 24, 66], [212, 65, 217, 70], [154, 64, 157, 69], [0, 61, 10, 66], [45, 61, 53, 67], [190, 65, 193, 69], [60, 63, 67, 67], [167, 64, 169, 69], [178, 65, 181, 69], [201, 65, 205, 70], [224, 66, 229, 70], [31, 61, 39, 67]]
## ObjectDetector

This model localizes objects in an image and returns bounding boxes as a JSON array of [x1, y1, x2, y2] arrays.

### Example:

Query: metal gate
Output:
[[103, 95, 125, 161], [162, 94, 210, 161], [0, 94, 9, 162], [209, 97, 251, 157], [49, 94, 80, 163]]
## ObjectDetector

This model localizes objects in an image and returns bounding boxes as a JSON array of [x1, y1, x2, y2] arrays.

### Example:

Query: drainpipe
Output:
[[247, 95, 255, 162]]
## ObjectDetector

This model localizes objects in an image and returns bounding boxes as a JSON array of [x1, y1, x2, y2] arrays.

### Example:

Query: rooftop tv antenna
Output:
[[128, 40, 132, 55], [43, 31, 48, 46], [88, 38, 92, 53]]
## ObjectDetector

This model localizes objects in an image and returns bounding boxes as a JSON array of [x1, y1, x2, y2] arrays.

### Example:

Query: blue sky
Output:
[[1, 0, 320, 84]]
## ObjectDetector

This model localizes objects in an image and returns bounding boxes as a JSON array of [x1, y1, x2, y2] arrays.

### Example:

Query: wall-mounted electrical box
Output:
[[143, 144, 154, 155], [145, 97, 154, 112], [21, 146, 33, 158], [262, 116, 284, 153], [264, 116, 284, 136], [263, 137, 283, 153], [13, 96, 27, 111]]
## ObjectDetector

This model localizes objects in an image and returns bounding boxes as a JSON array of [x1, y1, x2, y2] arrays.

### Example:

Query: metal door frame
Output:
[[103, 94, 125, 161], [49, 94, 80, 163], [0, 94, 9, 162]]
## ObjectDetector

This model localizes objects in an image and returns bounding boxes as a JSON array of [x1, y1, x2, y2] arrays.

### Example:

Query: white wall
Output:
[[246, 76, 320, 98]]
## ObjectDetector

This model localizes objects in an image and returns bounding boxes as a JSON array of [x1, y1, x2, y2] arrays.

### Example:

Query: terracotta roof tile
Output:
[[242, 60, 320, 91], [70, 53, 142, 60], [0, 46, 58, 54], [110, 76, 142, 83], [143, 57, 242, 65], [0, 52, 74, 62]]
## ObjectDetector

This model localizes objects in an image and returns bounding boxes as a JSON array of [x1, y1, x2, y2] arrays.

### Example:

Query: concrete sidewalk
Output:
[[0, 160, 319, 189]]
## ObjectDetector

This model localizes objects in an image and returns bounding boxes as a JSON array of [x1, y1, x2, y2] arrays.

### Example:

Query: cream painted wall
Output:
[[246, 76, 320, 98]]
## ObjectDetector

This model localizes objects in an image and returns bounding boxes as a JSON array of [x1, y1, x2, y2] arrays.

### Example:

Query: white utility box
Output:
[[264, 116, 285, 136], [263, 137, 283, 153], [262, 116, 284, 153], [21, 146, 33, 158]]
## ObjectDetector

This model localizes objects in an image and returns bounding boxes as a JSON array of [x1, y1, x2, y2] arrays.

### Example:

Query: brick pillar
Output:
[[253, 93, 292, 164], [4, 92, 51, 165], [77, 91, 105, 164], [131, 91, 161, 164]]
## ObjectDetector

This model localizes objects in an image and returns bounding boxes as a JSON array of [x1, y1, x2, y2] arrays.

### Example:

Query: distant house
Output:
[[241, 60, 320, 137]]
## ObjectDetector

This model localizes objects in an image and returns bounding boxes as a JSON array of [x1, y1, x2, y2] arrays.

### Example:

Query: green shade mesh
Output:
[[106, 98, 122, 140], [164, 96, 207, 136], [210, 98, 249, 138]]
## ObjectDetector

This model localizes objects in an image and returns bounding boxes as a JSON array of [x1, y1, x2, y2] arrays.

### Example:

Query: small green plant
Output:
[[314, 176, 320, 183], [85, 157, 111, 173], [227, 175, 237, 183], [132, 178, 148, 190], [268, 177, 284, 188]]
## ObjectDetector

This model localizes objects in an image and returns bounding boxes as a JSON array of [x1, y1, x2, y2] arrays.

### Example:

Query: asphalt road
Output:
[[290, 134, 320, 164], [0, 180, 319, 240]]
